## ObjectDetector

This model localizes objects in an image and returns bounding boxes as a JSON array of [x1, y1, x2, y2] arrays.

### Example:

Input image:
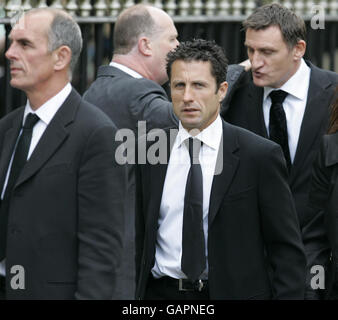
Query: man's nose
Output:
[[5, 43, 17, 61], [183, 87, 193, 102], [251, 52, 264, 70]]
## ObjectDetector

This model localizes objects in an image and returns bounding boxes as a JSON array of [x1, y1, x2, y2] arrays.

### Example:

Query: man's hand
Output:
[[239, 59, 251, 71]]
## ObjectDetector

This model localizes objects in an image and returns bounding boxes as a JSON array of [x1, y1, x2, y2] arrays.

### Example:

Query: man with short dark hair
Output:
[[135, 39, 306, 300], [221, 3, 338, 299], [0, 8, 126, 299]]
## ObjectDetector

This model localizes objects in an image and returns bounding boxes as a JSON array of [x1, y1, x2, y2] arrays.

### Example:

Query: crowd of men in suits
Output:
[[0, 3, 337, 300]]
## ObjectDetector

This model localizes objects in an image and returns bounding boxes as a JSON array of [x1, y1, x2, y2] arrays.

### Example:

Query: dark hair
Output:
[[243, 3, 306, 48], [113, 4, 160, 55], [166, 39, 228, 90], [328, 86, 338, 134]]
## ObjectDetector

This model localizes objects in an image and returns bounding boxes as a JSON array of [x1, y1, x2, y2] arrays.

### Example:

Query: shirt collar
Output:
[[176, 115, 223, 150], [110, 61, 143, 79], [263, 59, 311, 101], [24, 83, 72, 126]]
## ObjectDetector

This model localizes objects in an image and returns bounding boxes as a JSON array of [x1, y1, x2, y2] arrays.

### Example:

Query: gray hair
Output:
[[26, 8, 82, 75], [47, 10, 82, 74]]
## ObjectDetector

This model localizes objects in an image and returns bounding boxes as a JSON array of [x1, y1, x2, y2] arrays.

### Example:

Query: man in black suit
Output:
[[83, 4, 179, 132], [135, 39, 306, 300], [83, 4, 247, 299], [221, 3, 338, 299], [83, 4, 179, 299], [0, 8, 126, 299]]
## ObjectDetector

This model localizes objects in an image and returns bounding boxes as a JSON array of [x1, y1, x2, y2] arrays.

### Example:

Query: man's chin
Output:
[[10, 79, 23, 90], [181, 120, 198, 129], [9, 75, 22, 88], [181, 121, 204, 135], [10, 79, 17, 87]]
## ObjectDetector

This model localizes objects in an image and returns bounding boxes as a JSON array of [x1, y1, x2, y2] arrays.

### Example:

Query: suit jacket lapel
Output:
[[290, 63, 332, 183], [14, 89, 80, 189], [0, 111, 23, 189], [209, 121, 240, 227]]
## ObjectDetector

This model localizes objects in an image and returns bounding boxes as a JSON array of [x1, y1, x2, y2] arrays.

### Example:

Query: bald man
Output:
[[83, 4, 180, 299]]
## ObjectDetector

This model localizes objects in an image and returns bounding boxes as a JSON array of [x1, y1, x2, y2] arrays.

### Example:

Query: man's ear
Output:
[[293, 40, 306, 61], [53, 45, 72, 71], [218, 81, 228, 102], [138, 36, 152, 57]]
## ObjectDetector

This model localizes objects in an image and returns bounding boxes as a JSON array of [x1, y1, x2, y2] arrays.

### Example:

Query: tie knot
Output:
[[187, 137, 202, 164], [23, 113, 40, 129], [269, 90, 288, 104]]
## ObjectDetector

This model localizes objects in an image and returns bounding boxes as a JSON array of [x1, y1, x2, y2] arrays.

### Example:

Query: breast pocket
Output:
[[39, 163, 73, 176], [223, 186, 255, 203]]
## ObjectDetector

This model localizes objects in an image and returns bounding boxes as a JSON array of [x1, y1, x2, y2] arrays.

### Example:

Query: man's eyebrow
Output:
[[244, 43, 275, 50], [12, 36, 34, 45]]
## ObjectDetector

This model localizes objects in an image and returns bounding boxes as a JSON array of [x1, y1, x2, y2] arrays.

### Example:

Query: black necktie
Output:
[[181, 137, 206, 282], [269, 90, 291, 170], [0, 113, 39, 259]]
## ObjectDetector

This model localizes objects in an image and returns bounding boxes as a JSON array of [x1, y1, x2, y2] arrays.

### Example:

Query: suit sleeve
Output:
[[220, 64, 247, 117], [258, 144, 307, 299], [134, 133, 148, 299], [304, 136, 332, 299], [134, 161, 144, 291], [75, 124, 126, 299], [129, 80, 178, 131]]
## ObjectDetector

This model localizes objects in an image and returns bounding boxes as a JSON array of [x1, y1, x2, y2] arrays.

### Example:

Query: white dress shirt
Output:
[[0, 83, 72, 276], [152, 115, 223, 280], [263, 59, 311, 162], [110, 61, 143, 79]]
